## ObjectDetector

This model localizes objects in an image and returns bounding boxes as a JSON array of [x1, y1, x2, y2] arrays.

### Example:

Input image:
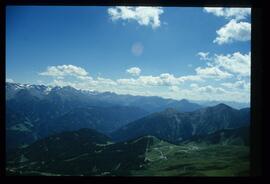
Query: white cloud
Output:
[[126, 67, 141, 76], [166, 83, 249, 103], [214, 19, 251, 45], [138, 75, 164, 86], [108, 6, 164, 29], [159, 73, 180, 86], [194, 51, 251, 78], [117, 73, 203, 88], [131, 42, 144, 56], [221, 80, 250, 91], [197, 85, 226, 94], [51, 79, 78, 88], [169, 86, 180, 92], [39, 59, 250, 103], [96, 77, 117, 86], [195, 66, 233, 79], [197, 52, 211, 61], [178, 75, 203, 82], [203, 7, 251, 20], [203, 8, 251, 45], [6, 78, 14, 83], [39, 65, 89, 79], [118, 75, 165, 86], [190, 83, 199, 88], [214, 52, 251, 76], [118, 75, 163, 86], [76, 75, 93, 81], [117, 78, 137, 85]]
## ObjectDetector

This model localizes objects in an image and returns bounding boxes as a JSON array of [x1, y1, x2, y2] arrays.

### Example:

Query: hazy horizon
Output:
[[5, 81, 250, 106]]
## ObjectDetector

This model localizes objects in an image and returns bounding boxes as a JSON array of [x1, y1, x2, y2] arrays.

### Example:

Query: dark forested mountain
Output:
[[39, 106, 148, 137], [192, 103, 250, 135], [6, 128, 156, 176], [180, 126, 249, 146], [111, 108, 193, 143], [6, 128, 249, 176], [6, 104, 147, 152], [110, 104, 250, 143]]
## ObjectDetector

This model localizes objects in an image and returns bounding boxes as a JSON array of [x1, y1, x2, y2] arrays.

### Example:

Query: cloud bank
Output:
[[38, 50, 250, 103]]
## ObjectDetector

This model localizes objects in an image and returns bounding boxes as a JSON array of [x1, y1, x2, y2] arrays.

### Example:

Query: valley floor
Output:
[[132, 142, 249, 176]]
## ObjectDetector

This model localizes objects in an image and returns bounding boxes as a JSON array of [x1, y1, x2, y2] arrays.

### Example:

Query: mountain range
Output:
[[6, 82, 202, 112], [110, 103, 250, 143], [6, 82, 250, 151], [5, 82, 203, 151], [5, 82, 250, 176]]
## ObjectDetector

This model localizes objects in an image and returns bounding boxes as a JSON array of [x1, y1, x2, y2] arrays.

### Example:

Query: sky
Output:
[[6, 6, 251, 102]]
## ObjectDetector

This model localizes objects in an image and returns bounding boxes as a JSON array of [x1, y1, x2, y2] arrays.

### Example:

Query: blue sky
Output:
[[6, 6, 251, 102]]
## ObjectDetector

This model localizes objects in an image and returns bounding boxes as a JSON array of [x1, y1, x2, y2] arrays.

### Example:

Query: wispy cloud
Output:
[[126, 67, 141, 76], [6, 78, 14, 83], [197, 52, 211, 61], [108, 6, 164, 29]]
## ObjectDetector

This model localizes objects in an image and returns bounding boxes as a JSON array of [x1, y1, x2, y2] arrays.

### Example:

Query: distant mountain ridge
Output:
[[191, 100, 250, 109], [6, 82, 202, 112], [111, 103, 250, 143], [6, 82, 249, 110], [40, 106, 149, 136]]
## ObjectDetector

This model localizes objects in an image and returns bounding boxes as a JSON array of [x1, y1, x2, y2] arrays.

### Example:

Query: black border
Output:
[[0, 0, 257, 7], [0, 0, 264, 183], [250, 7, 262, 177]]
